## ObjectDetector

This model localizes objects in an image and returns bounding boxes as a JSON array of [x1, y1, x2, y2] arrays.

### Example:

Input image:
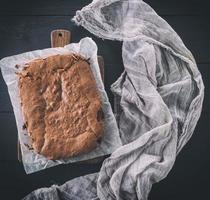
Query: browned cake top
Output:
[[18, 54, 104, 160]]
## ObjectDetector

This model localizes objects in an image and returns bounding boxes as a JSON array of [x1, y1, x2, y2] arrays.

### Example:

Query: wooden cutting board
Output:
[[18, 29, 104, 163]]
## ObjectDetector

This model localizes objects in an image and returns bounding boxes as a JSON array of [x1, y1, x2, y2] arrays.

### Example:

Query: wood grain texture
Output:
[[0, 16, 123, 64], [0, 113, 18, 161], [51, 29, 71, 47], [0, 16, 209, 63], [149, 114, 210, 200], [0, 112, 209, 199], [0, 15, 208, 112], [0, 0, 209, 15], [0, 0, 209, 200], [0, 160, 103, 199], [97, 55, 105, 82]]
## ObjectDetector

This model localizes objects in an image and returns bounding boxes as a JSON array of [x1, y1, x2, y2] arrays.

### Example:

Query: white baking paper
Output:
[[0, 37, 122, 174]]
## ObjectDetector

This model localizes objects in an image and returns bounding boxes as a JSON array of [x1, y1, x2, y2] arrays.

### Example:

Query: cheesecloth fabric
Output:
[[23, 0, 204, 199]]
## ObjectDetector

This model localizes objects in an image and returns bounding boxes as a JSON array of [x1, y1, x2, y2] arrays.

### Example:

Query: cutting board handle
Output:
[[51, 29, 71, 47]]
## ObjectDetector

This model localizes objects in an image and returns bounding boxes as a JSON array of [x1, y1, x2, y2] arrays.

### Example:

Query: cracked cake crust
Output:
[[17, 54, 104, 160]]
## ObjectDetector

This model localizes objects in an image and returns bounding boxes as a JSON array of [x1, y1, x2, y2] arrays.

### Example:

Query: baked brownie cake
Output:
[[17, 54, 104, 160]]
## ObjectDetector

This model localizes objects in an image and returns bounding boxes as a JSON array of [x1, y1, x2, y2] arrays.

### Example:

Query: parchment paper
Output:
[[0, 37, 122, 174]]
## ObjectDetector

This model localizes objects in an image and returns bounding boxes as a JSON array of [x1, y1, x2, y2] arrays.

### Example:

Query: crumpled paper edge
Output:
[[0, 37, 122, 174]]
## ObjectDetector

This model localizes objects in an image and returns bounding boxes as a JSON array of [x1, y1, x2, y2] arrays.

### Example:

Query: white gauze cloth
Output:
[[24, 0, 204, 199]]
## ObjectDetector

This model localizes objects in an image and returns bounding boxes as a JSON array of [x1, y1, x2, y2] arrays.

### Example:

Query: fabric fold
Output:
[[24, 0, 204, 199]]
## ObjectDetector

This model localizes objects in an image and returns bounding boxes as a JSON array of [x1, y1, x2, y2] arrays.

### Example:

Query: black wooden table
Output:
[[0, 0, 209, 199]]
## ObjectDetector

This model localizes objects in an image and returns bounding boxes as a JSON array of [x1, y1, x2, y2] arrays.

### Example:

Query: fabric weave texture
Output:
[[24, 0, 204, 199]]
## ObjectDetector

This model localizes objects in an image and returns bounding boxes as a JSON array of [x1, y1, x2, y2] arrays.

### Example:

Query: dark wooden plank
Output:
[[149, 112, 210, 200], [0, 189, 25, 200], [0, 1, 208, 199], [0, 112, 209, 199], [0, 15, 209, 63], [0, 0, 209, 16], [0, 16, 123, 64], [0, 16, 123, 113], [0, 0, 91, 16], [0, 160, 102, 199], [164, 15, 209, 63], [0, 113, 18, 160], [0, 102, 209, 161], [145, 0, 209, 15], [198, 64, 210, 113], [0, 72, 13, 112]]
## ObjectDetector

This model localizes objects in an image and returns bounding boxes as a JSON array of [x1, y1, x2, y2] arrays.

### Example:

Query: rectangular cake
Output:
[[17, 54, 104, 160]]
